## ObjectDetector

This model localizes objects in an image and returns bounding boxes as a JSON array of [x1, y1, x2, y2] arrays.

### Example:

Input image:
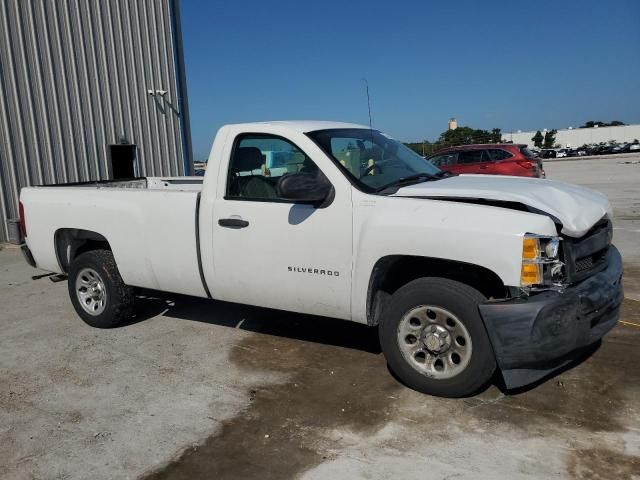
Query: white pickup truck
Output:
[[19, 121, 623, 397]]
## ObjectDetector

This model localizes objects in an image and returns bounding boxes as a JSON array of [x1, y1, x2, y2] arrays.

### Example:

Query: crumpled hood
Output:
[[393, 174, 610, 238]]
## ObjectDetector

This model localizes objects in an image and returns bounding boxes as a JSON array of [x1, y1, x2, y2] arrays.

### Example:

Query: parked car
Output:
[[555, 149, 568, 158], [602, 145, 616, 155], [540, 149, 557, 159], [587, 144, 619, 156], [19, 121, 621, 397], [584, 145, 602, 156], [567, 148, 587, 157], [427, 144, 545, 178], [615, 143, 639, 154]]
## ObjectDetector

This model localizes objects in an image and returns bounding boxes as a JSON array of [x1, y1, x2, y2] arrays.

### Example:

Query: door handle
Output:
[[218, 218, 249, 229], [479, 165, 488, 169]]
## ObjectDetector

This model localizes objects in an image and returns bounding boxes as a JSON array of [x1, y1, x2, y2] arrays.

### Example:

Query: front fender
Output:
[[350, 193, 557, 324]]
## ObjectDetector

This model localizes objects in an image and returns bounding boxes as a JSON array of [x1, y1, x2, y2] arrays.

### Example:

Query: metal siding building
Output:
[[0, 0, 192, 242]]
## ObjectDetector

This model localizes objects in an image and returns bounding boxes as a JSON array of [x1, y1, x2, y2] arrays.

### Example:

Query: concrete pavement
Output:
[[545, 153, 640, 299]]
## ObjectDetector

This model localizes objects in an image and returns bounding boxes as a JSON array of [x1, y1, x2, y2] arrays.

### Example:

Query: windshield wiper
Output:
[[376, 172, 439, 194]]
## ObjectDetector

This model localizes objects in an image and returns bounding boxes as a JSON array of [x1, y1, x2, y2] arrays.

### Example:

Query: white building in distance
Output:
[[502, 124, 640, 148]]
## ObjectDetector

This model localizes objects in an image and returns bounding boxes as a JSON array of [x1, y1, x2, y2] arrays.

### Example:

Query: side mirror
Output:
[[276, 173, 333, 207]]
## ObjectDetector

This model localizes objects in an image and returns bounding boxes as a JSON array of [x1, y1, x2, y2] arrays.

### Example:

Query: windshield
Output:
[[307, 128, 441, 192]]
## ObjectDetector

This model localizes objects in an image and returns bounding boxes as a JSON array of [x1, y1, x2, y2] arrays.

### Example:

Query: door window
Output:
[[457, 150, 489, 164], [226, 135, 326, 201], [487, 149, 512, 161]]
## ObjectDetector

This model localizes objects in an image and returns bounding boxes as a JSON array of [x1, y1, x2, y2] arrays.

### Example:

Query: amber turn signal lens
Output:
[[522, 237, 540, 259], [521, 263, 542, 286]]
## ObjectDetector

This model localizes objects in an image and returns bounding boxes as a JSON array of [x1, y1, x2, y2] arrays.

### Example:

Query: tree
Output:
[[580, 120, 626, 128], [531, 130, 544, 148], [406, 125, 508, 155], [404, 140, 434, 156], [437, 126, 498, 147], [404, 143, 421, 154], [543, 129, 557, 149]]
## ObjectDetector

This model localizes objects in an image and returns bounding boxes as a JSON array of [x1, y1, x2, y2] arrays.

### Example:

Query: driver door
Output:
[[210, 133, 353, 320]]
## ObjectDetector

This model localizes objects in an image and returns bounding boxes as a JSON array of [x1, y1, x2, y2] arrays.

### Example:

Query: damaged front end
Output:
[[519, 216, 613, 296], [480, 217, 623, 389]]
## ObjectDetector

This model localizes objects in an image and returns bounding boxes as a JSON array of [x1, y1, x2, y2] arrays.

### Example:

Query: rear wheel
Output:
[[379, 278, 496, 397], [68, 249, 133, 328]]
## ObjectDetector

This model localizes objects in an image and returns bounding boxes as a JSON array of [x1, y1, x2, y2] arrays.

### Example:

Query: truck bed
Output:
[[21, 178, 208, 298]]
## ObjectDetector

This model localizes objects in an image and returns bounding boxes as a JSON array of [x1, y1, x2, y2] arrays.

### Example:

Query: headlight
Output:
[[545, 238, 560, 258], [520, 235, 563, 287]]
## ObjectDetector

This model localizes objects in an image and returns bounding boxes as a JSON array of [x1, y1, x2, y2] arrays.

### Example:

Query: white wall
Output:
[[502, 124, 640, 148]]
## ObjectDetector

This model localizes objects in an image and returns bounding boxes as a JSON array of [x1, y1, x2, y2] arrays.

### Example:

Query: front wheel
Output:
[[379, 278, 496, 397], [68, 249, 134, 328]]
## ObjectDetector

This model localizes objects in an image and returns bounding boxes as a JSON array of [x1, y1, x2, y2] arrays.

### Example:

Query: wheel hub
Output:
[[90, 283, 104, 299], [422, 325, 451, 354]]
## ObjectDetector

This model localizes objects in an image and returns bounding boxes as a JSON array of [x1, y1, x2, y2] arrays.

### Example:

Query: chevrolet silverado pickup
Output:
[[19, 121, 623, 397]]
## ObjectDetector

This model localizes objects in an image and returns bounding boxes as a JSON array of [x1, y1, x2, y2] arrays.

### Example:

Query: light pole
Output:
[[361, 78, 373, 130]]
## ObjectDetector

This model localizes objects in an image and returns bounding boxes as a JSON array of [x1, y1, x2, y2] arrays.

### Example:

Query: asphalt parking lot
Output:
[[1, 154, 639, 480]]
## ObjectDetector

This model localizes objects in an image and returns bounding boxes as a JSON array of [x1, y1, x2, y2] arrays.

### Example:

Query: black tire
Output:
[[68, 249, 134, 328], [379, 278, 496, 398]]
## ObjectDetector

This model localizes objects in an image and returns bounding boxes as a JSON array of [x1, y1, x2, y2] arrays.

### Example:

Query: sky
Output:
[[180, 0, 640, 160]]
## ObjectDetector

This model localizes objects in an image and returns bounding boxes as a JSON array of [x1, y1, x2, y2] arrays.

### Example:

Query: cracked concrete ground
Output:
[[1, 154, 639, 479]]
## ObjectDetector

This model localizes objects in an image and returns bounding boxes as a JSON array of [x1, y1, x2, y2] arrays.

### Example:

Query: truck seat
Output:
[[230, 147, 278, 199]]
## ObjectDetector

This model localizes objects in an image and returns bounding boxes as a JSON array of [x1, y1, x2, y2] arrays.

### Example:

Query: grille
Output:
[[563, 217, 611, 283]]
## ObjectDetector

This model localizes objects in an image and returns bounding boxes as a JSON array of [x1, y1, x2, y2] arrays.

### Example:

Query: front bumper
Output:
[[479, 246, 623, 389]]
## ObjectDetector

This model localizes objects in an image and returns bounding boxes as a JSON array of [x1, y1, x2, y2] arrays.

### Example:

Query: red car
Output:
[[427, 144, 545, 178]]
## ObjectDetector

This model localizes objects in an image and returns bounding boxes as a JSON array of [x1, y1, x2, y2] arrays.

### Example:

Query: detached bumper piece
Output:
[[479, 246, 623, 389]]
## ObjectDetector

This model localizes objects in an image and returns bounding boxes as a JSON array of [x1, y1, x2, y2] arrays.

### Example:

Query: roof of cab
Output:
[[224, 120, 371, 133]]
